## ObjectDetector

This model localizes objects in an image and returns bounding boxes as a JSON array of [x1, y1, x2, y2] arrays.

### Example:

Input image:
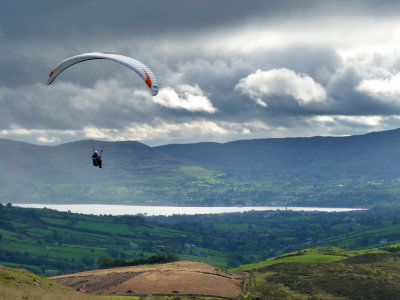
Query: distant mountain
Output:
[[0, 139, 213, 204], [1, 128, 400, 206], [0, 139, 177, 185], [155, 128, 400, 177]]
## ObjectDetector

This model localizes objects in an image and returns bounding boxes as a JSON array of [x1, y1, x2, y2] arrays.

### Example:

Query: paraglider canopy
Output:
[[47, 52, 159, 96]]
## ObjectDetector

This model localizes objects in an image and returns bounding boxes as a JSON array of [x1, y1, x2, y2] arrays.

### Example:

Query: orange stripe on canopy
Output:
[[143, 69, 152, 88]]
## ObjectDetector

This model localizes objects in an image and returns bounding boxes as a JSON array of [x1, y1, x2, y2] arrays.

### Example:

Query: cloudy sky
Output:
[[2, 0, 400, 146]]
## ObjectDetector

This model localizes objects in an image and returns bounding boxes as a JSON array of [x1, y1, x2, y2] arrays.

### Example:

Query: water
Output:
[[11, 203, 365, 216]]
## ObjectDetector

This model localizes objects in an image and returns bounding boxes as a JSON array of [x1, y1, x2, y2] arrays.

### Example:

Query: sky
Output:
[[2, 0, 400, 146]]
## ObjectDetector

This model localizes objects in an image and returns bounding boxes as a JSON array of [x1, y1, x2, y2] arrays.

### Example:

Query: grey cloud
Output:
[[326, 67, 400, 115], [1, 1, 319, 41], [4, 1, 400, 42]]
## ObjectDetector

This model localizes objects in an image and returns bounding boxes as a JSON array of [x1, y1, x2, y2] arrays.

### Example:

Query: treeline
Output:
[[380, 245, 400, 252], [99, 253, 180, 269], [0, 248, 78, 274]]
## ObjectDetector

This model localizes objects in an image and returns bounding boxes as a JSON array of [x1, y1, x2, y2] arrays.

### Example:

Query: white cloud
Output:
[[80, 119, 272, 145], [0, 125, 77, 136], [154, 85, 217, 113], [0, 125, 77, 144], [314, 115, 383, 127], [255, 98, 268, 107], [83, 119, 226, 142], [356, 73, 400, 103], [82, 126, 120, 140], [235, 68, 327, 106], [37, 136, 60, 143]]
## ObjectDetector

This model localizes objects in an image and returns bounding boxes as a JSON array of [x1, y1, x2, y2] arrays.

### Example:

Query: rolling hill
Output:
[[51, 261, 243, 298]]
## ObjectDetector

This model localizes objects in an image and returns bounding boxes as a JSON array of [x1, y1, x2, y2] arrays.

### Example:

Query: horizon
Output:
[[1, 126, 394, 147]]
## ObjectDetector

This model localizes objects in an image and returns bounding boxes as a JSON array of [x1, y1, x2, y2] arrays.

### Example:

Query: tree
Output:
[[81, 256, 94, 266]]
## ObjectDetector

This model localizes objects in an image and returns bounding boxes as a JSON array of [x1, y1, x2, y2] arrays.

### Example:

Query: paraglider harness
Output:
[[92, 149, 103, 168]]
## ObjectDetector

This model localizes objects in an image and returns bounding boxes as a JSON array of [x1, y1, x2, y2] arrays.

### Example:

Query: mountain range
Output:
[[1, 128, 400, 206]]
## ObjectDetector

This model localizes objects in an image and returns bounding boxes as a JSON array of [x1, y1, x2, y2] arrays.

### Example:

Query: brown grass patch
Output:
[[51, 261, 244, 299]]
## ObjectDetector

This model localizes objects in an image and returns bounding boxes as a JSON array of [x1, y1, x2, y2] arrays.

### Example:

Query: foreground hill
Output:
[[4, 246, 400, 299], [237, 246, 400, 299], [51, 261, 243, 298], [0, 263, 231, 300], [2, 128, 400, 205], [0, 265, 104, 300]]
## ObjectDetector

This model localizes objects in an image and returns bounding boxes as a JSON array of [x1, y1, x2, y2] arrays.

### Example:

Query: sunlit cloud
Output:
[[36, 136, 60, 143], [356, 73, 400, 103], [154, 85, 217, 113], [0, 125, 78, 144], [235, 68, 326, 106], [0, 125, 78, 136], [81, 119, 272, 145]]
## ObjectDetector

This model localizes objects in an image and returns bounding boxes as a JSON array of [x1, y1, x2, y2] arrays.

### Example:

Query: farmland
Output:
[[2, 204, 400, 276]]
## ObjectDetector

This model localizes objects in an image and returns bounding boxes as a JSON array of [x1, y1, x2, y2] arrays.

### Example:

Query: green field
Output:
[[0, 206, 231, 275], [2, 205, 400, 276]]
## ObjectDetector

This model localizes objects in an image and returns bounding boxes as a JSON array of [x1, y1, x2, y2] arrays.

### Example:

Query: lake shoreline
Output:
[[10, 203, 367, 216]]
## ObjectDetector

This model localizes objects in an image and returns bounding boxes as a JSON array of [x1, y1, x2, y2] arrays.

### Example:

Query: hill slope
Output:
[[0, 265, 102, 300], [238, 246, 400, 300], [51, 261, 243, 298]]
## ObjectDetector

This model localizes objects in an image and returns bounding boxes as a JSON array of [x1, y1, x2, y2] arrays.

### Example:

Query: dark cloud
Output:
[[1, 1, 317, 40]]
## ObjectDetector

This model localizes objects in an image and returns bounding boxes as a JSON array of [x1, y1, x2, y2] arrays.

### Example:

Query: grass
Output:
[[230, 246, 388, 272], [0, 265, 100, 300], [230, 247, 348, 271], [237, 247, 400, 300]]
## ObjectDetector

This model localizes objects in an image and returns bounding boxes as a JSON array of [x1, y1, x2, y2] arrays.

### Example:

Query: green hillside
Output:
[[0, 265, 102, 300], [231, 246, 386, 271], [0, 205, 230, 275], [237, 246, 400, 299]]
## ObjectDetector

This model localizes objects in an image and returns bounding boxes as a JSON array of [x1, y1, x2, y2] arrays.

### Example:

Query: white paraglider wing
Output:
[[47, 52, 159, 96]]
